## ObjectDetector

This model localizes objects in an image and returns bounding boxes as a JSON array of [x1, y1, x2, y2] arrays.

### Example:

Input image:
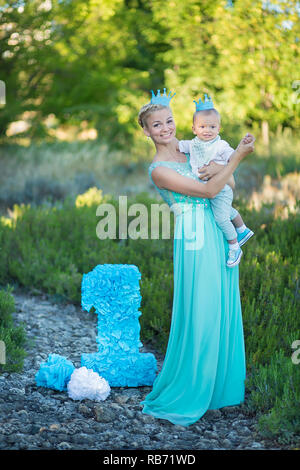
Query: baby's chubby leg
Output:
[[231, 211, 243, 229], [210, 186, 237, 244], [210, 186, 243, 267]]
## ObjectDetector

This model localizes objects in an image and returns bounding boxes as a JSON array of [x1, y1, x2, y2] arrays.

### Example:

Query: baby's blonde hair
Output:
[[193, 108, 221, 124], [138, 103, 170, 128]]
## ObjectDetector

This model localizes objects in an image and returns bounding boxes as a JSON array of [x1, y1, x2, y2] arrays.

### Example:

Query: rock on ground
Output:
[[0, 289, 286, 451]]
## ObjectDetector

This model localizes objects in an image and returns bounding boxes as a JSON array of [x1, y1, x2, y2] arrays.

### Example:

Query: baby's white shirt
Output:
[[179, 137, 234, 178]]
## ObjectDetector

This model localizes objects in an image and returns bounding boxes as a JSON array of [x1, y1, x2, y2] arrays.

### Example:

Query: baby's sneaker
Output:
[[237, 227, 254, 247], [227, 246, 243, 268]]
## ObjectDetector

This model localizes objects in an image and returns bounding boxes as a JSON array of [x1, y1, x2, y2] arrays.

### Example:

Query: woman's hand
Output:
[[236, 133, 255, 158], [198, 161, 223, 181]]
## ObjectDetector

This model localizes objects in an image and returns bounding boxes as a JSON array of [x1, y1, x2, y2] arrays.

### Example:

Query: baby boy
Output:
[[178, 95, 254, 267]]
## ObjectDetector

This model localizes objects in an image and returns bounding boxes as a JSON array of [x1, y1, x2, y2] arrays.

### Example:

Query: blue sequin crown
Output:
[[194, 94, 214, 111], [150, 88, 176, 106]]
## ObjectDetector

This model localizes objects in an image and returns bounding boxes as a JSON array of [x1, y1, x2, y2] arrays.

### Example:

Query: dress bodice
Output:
[[148, 155, 210, 214]]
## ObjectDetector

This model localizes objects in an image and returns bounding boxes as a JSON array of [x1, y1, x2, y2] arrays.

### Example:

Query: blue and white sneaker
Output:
[[227, 247, 243, 268], [237, 228, 254, 247]]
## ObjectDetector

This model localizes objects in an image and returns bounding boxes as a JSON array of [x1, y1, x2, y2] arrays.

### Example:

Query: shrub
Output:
[[245, 350, 300, 446], [0, 191, 299, 443], [0, 285, 27, 373]]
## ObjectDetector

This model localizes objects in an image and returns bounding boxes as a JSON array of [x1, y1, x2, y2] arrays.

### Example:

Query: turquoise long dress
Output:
[[140, 155, 246, 427]]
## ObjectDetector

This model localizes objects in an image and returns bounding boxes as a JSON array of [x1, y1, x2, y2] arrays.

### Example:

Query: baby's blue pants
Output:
[[210, 184, 239, 241]]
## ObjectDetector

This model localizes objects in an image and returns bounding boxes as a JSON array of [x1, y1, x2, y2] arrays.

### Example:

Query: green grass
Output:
[[0, 193, 299, 444], [0, 130, 299, 215], [0, 133, 299, 445], [0, 139, 152, 214], [0, 285, 27, 373]]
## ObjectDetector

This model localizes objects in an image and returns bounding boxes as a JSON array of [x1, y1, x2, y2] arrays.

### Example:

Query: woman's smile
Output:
[[161, 131, 173, 138]]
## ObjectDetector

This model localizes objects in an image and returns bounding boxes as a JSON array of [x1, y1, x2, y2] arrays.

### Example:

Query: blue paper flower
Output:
[[35, 354, 75, 391]]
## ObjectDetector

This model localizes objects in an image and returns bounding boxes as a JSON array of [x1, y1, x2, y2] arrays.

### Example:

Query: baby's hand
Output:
[[242, 133, 253, 144], [236, 133, 255, 157]]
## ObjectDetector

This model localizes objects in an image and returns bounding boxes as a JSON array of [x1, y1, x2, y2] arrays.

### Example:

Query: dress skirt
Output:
[[140, 202, 246, 426]]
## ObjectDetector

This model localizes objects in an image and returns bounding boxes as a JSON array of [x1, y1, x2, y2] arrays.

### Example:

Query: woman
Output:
[[139, 99, 255, 427]]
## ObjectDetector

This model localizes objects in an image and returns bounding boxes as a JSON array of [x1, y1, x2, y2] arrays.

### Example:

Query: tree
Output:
[[153, 0, 300, 142], [0, 0, 299, 146], [0, 0, 169, 145]]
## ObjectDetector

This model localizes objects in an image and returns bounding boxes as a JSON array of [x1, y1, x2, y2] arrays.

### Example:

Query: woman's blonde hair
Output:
[[138, 103, 170, 128]]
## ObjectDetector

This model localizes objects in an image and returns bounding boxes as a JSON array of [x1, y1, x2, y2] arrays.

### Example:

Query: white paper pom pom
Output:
[[67, 367, 111, 401]]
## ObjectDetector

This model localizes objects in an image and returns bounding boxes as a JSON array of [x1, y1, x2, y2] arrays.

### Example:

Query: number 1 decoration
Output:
[[81, 264, 157, 387]]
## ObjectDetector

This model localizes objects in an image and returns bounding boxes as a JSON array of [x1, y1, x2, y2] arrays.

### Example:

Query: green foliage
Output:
[[0, 140, 154, 211], [0, 285, 27, 373], [245, 350, 300, 445], [236, 203, 300, 366], [0, 0, 299, 146], [0, 189, 299, 443], [0, 0, 167, 146]]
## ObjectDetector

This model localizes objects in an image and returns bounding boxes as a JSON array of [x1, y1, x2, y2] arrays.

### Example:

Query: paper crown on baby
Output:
[[150, 88, 176, 106], [194, 94, 214, 111]]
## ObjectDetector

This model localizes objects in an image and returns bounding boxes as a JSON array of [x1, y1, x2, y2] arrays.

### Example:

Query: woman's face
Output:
[[143, 108, 176, 145]]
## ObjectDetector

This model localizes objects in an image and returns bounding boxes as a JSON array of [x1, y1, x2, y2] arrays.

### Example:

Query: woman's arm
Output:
[[198, 161, 227, 180], [151, 134, 254, 198], [227, 174, 235, 190]]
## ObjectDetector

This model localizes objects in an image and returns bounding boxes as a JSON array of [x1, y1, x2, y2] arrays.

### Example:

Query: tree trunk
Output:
[[262, 120, 269, 147]]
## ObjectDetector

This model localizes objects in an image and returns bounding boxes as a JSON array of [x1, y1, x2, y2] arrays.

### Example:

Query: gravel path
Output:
[[0, 289, 285, 451]]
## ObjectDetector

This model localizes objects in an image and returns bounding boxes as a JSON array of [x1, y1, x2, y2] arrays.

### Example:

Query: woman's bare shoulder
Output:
[[150, 165, 179, 188]]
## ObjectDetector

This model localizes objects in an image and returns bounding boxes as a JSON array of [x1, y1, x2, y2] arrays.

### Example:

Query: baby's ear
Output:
[[192, 126, 197, 135]]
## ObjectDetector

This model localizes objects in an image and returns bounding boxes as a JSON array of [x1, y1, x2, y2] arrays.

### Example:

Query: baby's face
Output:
[[192, 113, 220, 141]]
